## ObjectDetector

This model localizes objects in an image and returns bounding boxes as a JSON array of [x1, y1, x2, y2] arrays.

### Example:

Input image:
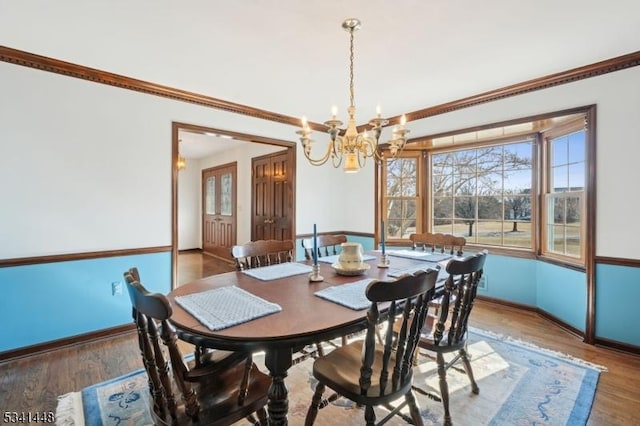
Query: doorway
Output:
[[171, 122, 296, 288]]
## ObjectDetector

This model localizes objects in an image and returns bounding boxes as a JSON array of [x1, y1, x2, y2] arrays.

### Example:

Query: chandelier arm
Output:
[[332, 136, 344, 168], [302, 138, 334, 166], [374, 147, 385, 162], [357, 150, 366, 169], [360, 135, 378, 158]]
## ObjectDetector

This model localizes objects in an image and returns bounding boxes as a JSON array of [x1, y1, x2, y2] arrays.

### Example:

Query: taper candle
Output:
[[313, 224, 318, 265], [380, 220, 386, 255]]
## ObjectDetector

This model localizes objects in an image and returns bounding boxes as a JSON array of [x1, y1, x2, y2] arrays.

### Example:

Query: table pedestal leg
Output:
[[265, 348, 293, 426]]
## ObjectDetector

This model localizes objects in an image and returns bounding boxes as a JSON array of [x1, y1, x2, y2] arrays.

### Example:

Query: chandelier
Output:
[[297, 18, 409, 173]]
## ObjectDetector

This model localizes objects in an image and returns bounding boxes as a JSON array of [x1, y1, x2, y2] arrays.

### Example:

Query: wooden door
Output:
[[202, 162, 237, 260], [252, 150, 293, 241]]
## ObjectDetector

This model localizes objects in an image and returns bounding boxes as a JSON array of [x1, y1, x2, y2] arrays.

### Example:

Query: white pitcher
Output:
[[338, 242, 364, 270]]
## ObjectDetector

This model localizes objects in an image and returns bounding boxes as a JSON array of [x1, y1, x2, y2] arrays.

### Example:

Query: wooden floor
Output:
[[177, 249, 236, 285], [1, 252, 639, 425]]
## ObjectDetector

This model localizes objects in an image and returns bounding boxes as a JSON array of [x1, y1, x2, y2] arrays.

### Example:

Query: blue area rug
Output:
[[55, 328, 604, 425]]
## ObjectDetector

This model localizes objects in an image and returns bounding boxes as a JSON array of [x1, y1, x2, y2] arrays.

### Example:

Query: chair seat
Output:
[[418, 329, 468, 353], [167, 361, 271, 426], [184, 349, 251, 382], [312, 340, 413, 406]]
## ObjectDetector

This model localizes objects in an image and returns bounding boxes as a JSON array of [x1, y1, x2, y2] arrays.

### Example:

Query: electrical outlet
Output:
[[112, 281, 123, 296], [478, 275, 488, 290]]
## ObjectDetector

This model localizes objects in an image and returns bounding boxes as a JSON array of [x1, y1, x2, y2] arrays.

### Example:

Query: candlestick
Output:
[[379, 220, 389, 268], [309, 263, 324, 282], [378, 253, 389, 268]]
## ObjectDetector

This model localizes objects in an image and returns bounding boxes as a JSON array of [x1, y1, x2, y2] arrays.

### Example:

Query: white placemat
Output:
[[314, 279, 375, 310], [317, 254, 377, 264], [386, 249, 453, 263], [175, 286, 281, 330], [241, 262, 313, 281]]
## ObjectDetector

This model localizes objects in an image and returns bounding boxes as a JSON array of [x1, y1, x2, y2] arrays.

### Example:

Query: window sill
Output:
[[536, 254, 586, 272]]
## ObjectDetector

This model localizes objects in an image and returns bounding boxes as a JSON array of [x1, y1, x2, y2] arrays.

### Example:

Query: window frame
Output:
[[540, 117, 588, 265], [377, 107, 594, 269], [379, 151, 424, 243], [428, 136, 537, 250]]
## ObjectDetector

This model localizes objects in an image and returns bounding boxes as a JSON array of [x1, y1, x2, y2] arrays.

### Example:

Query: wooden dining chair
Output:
[[413, 251, 488, 426], [409, 232, 466, 257], [231, 239, 294, 271], [126, 268, 249, 374], [305, 268, 439, 426], [123, 272, 270, 425], [409, 232, 467, 318], [301, 234, 367, 346], [230, 239, 322, 364], [301, 234, 347, 261]]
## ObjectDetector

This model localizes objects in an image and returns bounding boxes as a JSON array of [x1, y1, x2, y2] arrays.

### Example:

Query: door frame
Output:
[[171, 121, 296, 289]]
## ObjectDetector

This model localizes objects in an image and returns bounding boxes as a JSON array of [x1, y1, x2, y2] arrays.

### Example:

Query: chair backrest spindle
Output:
[[231, 239, 294, 271], [360, 268, 438, 396], [410, 232, 466, 256], [431, 251, 487, 347], [301, 234, 348, 261]]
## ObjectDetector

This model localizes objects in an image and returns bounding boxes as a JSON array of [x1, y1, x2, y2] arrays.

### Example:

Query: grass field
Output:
[[432, 220, 581, 255]]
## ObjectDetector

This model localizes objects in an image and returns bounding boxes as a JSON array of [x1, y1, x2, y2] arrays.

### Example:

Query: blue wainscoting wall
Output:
[[3, 238, 639, 354], [478, 255, 537, 306], [595, 263, 640, 345], [536, 262, 586, 332], [0, 251, 171, 353]]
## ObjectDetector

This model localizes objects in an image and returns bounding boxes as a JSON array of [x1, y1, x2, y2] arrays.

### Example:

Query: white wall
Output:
[[2, 60, 639, 261], [0, 62, 293, 258], [413, 66, 640, 259], [295, 150, 377, 235], [177, 161, 201, 250]]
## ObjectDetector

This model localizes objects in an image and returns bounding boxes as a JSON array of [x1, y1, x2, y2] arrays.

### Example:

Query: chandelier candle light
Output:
[[297, 18, 409, 173]]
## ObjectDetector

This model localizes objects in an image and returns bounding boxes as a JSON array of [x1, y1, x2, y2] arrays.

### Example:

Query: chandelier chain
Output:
[[349, 28, 355, 109]]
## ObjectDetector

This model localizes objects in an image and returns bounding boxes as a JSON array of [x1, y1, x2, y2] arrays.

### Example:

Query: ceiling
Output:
[[178, 131, 250, 160], [2, 1, 639, 158]]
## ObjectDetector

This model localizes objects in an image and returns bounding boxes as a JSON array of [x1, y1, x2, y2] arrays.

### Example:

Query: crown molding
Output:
[[0, 45, 302, 127], [2, 46, 639, 130], [390, 50, 640, 125]]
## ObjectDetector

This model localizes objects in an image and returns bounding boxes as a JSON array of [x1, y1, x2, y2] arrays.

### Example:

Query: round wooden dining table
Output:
[[167, 253, 442, 425]]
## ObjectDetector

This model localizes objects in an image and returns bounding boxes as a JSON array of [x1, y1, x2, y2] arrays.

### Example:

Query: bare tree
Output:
[[504, 188, 531, 232], [385, 158, 417, 238], [432, 145, 532, 237]]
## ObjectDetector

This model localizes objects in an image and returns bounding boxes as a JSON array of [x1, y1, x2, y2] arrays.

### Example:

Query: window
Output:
[[378, 108, 592, 267], [542, 124, 586, 261], [382, 154, 422, 240], [431, 140, 534, 248]]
